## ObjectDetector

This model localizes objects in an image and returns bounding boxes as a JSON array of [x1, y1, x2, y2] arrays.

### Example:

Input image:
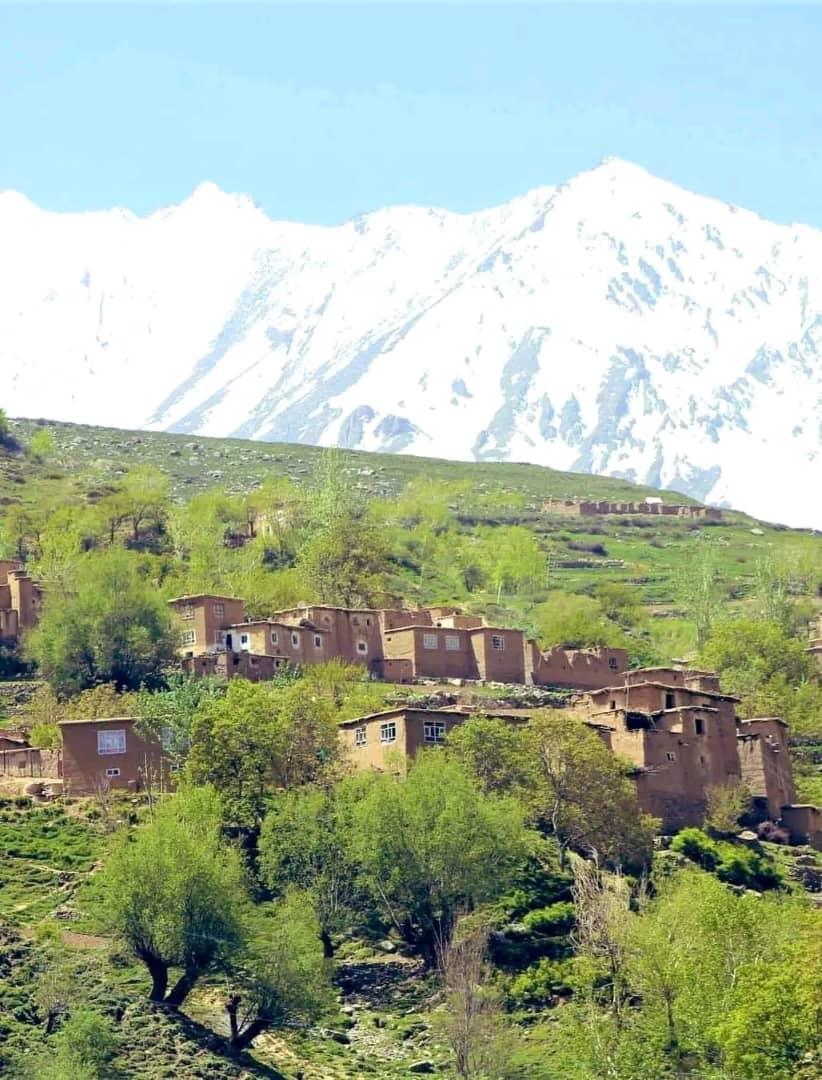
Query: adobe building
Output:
[[0, 559, 43, 643], [339, 706, 529, 774], [59, 717, 167, 795], [168, 594, 246, 658], [529, 644, 628, 690], [736, 718, 795, 820], [542, 498, 722, 521], [586, 668, 744, 831], [379, 623, 526, 683]]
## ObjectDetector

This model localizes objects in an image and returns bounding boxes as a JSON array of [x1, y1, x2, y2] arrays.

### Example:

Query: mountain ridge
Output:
[[2, 159, 820, 527]]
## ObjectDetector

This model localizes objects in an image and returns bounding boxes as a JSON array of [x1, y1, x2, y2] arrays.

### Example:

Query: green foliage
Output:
[[50, 1009, 118, 1078], [99, 786, 248, 1004], [521, 901, 576, 935], [136, 672, 225, 768], [28, 427, 57, 463], [224, 890, 333, 1050], [532, 592, 624, 648], [26, 547, 176, 694], [670, 828, 783, 890], [28, 721, 61, 749], [258, 781, 363, 952], [526, 712, 657, 868], [446, 715, 532, 796], [186, 662, 382, 826], [350, 753, 533, 961], [702, 617, 822, 735]]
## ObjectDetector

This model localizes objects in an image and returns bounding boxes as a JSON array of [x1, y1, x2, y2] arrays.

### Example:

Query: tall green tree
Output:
[[100, 786, 247, 1005], [350, 753, 533, 963], [26, 548, 176, 694]]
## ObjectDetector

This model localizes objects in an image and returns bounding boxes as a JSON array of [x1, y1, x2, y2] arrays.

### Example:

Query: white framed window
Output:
[[180, 604, 194, 620], [97, 729, 126, 756], [181, 629, 196, 646], [666, 751, 677, 762], [291, 632, 300, 647], [380, 722, 397, 744], [271, 630, 279, 644], [355, 726, 367, 747], [445, 634, 461, 651], [314, 635, 322, 648], [357, 640, 368, 654], [213, 603, 224, 618], [423, 633, 438, 650], [215, 631, 226, 649], [491, 635, 505, 651], [423, 721, 446, 743], [105, 767, 121, 778], [240, 633, 250, 651]]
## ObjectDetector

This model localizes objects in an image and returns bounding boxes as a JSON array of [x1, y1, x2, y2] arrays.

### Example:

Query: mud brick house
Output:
[[183, 651, 285, 682], [529, 644, 628, 689], [379, 623, 527, 682], [586, 668, 743, 830], [736, 718, 795, 820], [59, 717, 167, 795], [168, 594, 246, 658], [339, 707, 529, 773], [543, 498, 722, 521], [0, 559, 43, 643]]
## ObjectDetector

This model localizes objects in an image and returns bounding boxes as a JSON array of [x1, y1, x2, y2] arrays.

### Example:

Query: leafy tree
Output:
[[477, 525, 545, 602], [99, 786, 247, 1005], [704, 779, 751, 836], [136, 672, 225, 769], [187, 663, 379, 826], [119, 465, 171, 544], [26, 548, 176, 694], [259, 782, 364, 956], [526, 712, 657, 867], [28, 427, 57, 463], [350, 753, 532, 963], [446, 715, 532, 797], [0, 407, 9, 441], [674, 538, 724, 650], [50, 1010, 118, 1078], [223, 891, 332, 1051], [701, 617, 821, 735], [532, 592, 623, 649]]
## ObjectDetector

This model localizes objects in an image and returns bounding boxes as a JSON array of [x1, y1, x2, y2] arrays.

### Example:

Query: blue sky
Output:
[[3, 2, 822, 226]]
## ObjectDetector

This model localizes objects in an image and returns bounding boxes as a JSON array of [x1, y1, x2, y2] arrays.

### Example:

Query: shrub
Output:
[[506, 957, 576, 1007], [670, 828, 720, 870], [521, 902, 576, 935]]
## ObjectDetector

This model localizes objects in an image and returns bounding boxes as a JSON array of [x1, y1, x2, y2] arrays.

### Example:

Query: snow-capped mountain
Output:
[[1, 159, 820, 527]]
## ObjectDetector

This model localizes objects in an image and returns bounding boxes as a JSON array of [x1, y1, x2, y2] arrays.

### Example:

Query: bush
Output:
[[672, 828, 783, 890], [521, 902, 576, 935], [671, 828, 721, 870], [506, 957, 576, 1007]]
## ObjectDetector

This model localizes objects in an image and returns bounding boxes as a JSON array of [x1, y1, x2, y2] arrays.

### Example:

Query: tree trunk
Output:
[[145, 955, 169, 1002], [229, 1016, 267, 1052], [165, 965, 200, 1007], [320, 927, 335, 959]]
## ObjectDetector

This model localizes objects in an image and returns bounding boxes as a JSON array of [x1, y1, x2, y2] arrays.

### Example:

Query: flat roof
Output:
[[737, 716, 789, 727], [58, 716, 138, 727], [338, 706, 532, 728], [228, 621, 329, 633], [168, 594, 243, 604], [590, 681, 738, 702]]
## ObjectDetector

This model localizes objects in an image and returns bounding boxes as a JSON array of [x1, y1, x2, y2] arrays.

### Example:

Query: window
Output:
[[609, 699, 616, 710], [665, 692, 675, 710], [215, 631, 226, 648], [314, 635, 322, 648], [666, 751, 677, 762], [180, 604, 194, 620], [366, 617, 371, 626], [213, 603, 224, 618], [423, 721, 446, 743], [105, 767, 121, 778], [291, 632, 300, 647], [352, 616, 360, 627], [97, 729, 126, 756], [380, 722, 397, 744], [240, 633, 250, 647], [271, 630, 278, 645], [357, 640, 368, 654], [445, 634, 461, 651], [608, 657, 619, 670], [423, 633, 438, 650], [181, 629, 196, 646], [355, 726, 367, 747], [695, 717, 704, 735], [491, 635, 505, 651]]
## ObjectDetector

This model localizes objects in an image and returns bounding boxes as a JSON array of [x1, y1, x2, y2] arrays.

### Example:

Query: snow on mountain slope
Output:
[[1, 160, 820, 527]]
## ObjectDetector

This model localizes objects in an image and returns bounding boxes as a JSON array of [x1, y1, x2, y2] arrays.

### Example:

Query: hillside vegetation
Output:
[[0, 414, 821, 1079]]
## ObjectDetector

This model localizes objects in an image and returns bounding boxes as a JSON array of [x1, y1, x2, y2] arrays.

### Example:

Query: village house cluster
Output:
[[168, 593, 629, 690], [0, 577, 819, 850], [542, 497, 723, 520]]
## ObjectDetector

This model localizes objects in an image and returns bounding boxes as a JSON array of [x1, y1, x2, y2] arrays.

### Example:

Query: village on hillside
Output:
[[2, 560, 820, 850]]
